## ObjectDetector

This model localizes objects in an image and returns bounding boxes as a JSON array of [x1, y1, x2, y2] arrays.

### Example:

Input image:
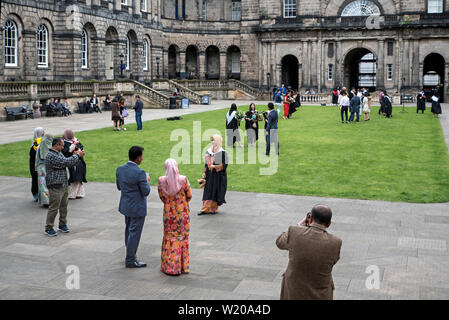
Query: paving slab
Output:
[[0, 176, 448, 299]]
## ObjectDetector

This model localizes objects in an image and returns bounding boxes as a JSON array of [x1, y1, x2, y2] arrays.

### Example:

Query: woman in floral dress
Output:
[[158, 158, 192, 275], [35, 134, 52, 207]]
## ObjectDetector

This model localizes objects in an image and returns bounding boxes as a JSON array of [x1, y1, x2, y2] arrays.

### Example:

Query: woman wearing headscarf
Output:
[[62, 129, 87, 199], [35, 134, 52, 207], [198, 135, 228, 216], [226, 103, 242, 148], [158, 158, 192, 276], [30, 128, 45, 201]]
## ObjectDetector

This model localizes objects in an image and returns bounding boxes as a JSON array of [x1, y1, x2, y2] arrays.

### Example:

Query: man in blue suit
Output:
[[265, 102, 279, 155], [116, 146, 151, 268]]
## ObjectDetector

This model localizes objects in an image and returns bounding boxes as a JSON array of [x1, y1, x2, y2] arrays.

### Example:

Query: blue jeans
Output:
[[135, 112, 142, 130]]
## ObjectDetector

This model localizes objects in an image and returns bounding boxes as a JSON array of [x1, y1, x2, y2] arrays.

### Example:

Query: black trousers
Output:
[[340, 106, 348, 122]]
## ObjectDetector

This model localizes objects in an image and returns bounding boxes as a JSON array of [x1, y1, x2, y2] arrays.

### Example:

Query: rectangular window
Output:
[[387, 64, 393, 80], [121, 0, 127, 5], [232, 0, 241, 21], [141, 0, 147, 12], [202, 0, 207, 20], [387, 41, 394, 56], [428, 0, 443, 13], [175, 0, 179, 19], [284, 0, 296, 18], [328, 64, 333, 81]]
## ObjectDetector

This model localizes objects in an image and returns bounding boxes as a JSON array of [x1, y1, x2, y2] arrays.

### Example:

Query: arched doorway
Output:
[[226, 46, 241, 80], [126, 30, 138, 79], [205, 46, 220, 80], [423, 53, 445, 102], [344, 48, 377, 91], [168, 45, 179, 79], [186, 45, 198, 79], [281, 55, 299, 91], [105, 27, 119, 80]]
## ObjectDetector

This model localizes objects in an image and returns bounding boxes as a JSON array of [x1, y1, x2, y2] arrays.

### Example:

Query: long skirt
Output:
[[284, 103, 290, 117], [201, 200, 219, 214], [68, 182, 85, 199], [161, 233, 190, 275], [37, 165, 50, 206]]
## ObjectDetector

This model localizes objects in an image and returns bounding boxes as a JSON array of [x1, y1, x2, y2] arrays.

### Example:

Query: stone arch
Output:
[[343, 47, 378, 91], [205, 45, 220, 79], [81, 22, 98, 78], [423, 53, 445, 102], [143, 34, 152, 77], [281, 54, 299, 91], [168, 44, 180, 79], [105, 26, 120, 80], [186, 44, 199, 79], [126, 29, 139, 78], [226, 45, 241, 80], [325, 0, 397, 17]]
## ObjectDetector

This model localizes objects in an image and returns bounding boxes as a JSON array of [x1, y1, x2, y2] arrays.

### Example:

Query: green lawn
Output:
[[1, 105, 449, 203]]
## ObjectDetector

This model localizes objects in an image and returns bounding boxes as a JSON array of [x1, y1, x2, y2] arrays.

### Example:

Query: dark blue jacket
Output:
[[116, 161, 150, 217], [266, 109, 278, 132], [350, 96, 361, 113], [134, 100, 143, 113]]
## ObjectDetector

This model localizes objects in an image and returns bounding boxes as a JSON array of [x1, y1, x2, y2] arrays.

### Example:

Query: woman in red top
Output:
[[283, 91, 291, 119]]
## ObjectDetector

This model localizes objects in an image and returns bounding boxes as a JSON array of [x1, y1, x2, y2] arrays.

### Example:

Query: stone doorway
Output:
[[423, 53, 445, 103], [344, 48, 377, 91], [281, 55, 299, 91], [186, 45, 198, 79], [168, 45, 179, 79], [206, 46, 220, 80], [105, 27, 118, 80]]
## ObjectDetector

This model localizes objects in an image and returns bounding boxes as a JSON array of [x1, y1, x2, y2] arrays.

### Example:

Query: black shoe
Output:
[[198, 211, 208, 216], [126, 261, 147, 268]]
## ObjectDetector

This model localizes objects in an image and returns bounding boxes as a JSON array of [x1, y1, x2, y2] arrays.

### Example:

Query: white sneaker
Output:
[[123, 128, 127, 131]]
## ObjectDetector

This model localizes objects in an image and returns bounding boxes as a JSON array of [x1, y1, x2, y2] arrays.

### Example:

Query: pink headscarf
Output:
[[159, 158, 186, 197]]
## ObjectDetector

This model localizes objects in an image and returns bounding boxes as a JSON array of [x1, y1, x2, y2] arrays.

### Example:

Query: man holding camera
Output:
[[276, 205, 342, 300]]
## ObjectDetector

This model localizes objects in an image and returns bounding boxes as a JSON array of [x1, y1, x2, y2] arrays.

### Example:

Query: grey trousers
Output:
[[46, 187, 68, 230]]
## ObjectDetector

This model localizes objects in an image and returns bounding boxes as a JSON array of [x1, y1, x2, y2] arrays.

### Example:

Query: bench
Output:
[[40, 104, 57, 117], [4, 106, 34, 121]]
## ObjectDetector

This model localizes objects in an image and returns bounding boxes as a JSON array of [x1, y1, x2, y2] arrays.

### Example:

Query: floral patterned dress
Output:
[[158, 178, 192, 275], [35, 148, 50, 206]]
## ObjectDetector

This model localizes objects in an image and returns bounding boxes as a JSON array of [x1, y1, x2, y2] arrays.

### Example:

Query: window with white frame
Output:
[[387, 64, 393, 80], [143, 39, 148, 71], [141, 0, 147, 12], [37, 24, 49, 67], [4, 20, 18, 67], [121, 0, 127, 5], [232, 0, 241, 21], [284, 0, 296, 18], [428, 0, 443, 13], [202, 0, 207, 20], [328, 64, 334, 81], [81, 28, 88, 69], [126, 36, 130, 70]]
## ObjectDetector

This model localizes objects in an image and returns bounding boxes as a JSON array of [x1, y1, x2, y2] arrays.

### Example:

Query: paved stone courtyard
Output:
[[0, 102, 448, 300]]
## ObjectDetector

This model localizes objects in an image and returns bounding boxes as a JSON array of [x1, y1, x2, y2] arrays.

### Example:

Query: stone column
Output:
[[114, 0, 121, 11], [377, 40, 385, 89], [419, 62, 424, 89], [402, 39, 410, 89], [220, 52, 227, 80], [133, 0, 141, 15], [179, 51, 186, 78], [411, 40, 420, 89], [302, 41, 308, 88], [198, 51, 206, 80], [318, 38, 323, 92], [23, 30, 37, 80], [258, 41, 263, 87], [92, 0, 101, 6], [396, 36, 402, 93], [445, 62, 449, 102], [95, 37, 106, 80]]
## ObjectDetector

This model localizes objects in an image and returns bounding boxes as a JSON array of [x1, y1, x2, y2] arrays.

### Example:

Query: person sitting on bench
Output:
[[90, 94, 101, 113]]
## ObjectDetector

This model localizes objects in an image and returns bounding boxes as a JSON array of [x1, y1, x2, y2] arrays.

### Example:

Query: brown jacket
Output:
[[276, 223, 342, 300], [111, 101, 121, 119]]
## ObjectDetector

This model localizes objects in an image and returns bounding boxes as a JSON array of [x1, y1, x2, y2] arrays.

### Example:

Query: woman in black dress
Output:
[[30, 127, 45, 201], [226, 103, 242, 147], [198, 135, 228, 215], [62, 129, 87, 199], [245, 103, 259, 147]]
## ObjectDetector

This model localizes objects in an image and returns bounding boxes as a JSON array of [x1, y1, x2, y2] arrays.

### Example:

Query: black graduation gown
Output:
[[29, 145, 38, 196], [431, 100, 442, 115], [417, 93, 426, 111], [62, 140, 87, 184], [202, 150, 228, 206], [289, 96, 300, 116], [383, 96, 392, 117], [245, 111, 259, 141], [226, 115, 239, 145]]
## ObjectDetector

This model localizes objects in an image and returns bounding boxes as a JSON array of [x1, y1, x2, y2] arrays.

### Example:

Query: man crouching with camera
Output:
[[276, 205, 342, 300]]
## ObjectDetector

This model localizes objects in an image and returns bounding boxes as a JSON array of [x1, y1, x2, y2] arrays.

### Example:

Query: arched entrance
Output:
[[205, 46, 220, 80], [226, 46, 241, 80], [168, 45, 179, 79], [344, 48, 377, 91], [281, 55, 299, 91], [105, 27, 119, 80], [186, 45, 198, 79], [423, 53, 445, 102]]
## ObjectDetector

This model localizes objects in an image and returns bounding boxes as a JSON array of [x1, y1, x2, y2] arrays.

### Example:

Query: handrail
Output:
[[132, 80, 171, 108], [167, 79, 203, 104]]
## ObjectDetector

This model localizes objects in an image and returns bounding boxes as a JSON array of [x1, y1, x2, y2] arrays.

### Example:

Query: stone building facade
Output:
[[1, 0, 449, 101]]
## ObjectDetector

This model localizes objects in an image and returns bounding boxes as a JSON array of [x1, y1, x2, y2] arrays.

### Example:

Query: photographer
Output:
[[62, 129, 87, 200], [276, 205, 342, 300]]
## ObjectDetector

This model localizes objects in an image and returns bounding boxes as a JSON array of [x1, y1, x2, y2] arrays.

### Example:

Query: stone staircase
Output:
[[132, 80, 171, 108]]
